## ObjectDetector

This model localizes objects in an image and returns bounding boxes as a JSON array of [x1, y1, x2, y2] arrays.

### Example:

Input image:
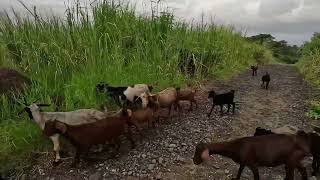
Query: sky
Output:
[[0, 0, 319, 45]]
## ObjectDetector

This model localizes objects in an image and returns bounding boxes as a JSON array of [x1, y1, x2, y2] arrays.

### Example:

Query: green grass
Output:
[[0, 0, 274, 175], [297, 34, 320, 120]]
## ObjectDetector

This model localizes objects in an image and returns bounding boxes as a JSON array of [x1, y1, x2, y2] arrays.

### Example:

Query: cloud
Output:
[[0, 0, 319, 45]]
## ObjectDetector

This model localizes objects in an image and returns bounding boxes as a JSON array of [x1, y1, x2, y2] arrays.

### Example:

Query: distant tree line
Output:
[[246, 34, 300, 64]]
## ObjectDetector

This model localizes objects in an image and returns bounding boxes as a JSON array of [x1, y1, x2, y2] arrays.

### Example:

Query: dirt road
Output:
[[25, 64, 319, 180]]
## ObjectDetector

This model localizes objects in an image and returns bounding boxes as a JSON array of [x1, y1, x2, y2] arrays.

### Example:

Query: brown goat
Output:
[[143, 87, 181, 120], [251, 65, 258, 76], [193, 133, 311, 180], [175, 87, 197, 111], [131, 99, 158, 128], [44, 109, 135, 166]]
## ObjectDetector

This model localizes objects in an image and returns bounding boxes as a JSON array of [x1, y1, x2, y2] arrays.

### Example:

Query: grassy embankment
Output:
[[297, 34, 320, 120], [0, 1, 274, 174]]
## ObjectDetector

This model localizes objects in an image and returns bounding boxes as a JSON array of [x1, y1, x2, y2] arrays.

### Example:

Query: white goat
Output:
[[24, 103, 107, 163], [123, 84, 152, 102]]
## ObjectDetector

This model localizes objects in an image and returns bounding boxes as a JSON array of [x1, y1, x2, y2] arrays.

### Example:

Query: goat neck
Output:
[[206, 141, 239, 160], [29, 104, 46, 130]]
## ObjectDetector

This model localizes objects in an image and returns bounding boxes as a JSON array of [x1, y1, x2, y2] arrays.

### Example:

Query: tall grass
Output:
[[0, 0, 273, 174], [297, 34, 320, 120]]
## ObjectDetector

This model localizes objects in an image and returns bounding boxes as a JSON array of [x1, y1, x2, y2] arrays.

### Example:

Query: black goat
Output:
[[254, 127, 320, 176], [261, 72, 270, 89], [207, 90, 235, 118], [251, 65, 258, 76], [96, 82, 128, 107]]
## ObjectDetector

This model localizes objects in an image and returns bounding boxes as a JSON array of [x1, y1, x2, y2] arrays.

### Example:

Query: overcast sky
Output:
[[1, 0, 319, 45]]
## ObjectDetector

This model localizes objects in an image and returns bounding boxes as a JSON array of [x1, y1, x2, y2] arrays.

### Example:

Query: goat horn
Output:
[[36, 104, 51, 107]]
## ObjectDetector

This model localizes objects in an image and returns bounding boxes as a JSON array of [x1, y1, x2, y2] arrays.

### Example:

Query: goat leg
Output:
[[220, 105, 224, 116], [207, 104, 215, 118], [193, 99, 198, 109], [111, 138, 121, 155], [71, 149, 81, 167], [150, 116, 156, 128], [188, 101, 193, 111], [175, 101, 182, 114], [312, 156, 319, 176], [167, 106, 172, 119], [50, 134, 62, 165], [248, 166, 259, 180], [128, 119, 143, 137], [231, 164, 245, 180], [284, 166, 294, 180], [232, 102, 236, 114], [266, 81, 269, 90], [125, 126, 135, 149], [297, 166, 308, 180]]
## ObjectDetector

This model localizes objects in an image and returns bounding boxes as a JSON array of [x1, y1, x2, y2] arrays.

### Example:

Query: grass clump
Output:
[[297, 33, 320, 120], [0, 0, 273, 175]]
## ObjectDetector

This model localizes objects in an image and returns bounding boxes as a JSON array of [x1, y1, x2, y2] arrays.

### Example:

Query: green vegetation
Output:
[[297, 32, 320, 120], [0, 0, 273, 175], [247, 34, 300, 64]]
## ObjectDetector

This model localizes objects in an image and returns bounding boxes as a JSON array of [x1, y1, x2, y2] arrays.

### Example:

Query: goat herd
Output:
[[19, 65, 319, 180]]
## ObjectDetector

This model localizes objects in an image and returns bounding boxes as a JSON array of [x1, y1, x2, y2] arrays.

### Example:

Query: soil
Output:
[[0, 67, 30, 95], [8, 64, 320, 180]]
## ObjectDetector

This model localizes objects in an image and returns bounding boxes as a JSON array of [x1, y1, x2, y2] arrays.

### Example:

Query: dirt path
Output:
[[24, 64, 319, 180]]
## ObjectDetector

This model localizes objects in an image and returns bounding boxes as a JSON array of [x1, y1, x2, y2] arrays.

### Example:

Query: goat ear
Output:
[[55, 121, 67, 133]]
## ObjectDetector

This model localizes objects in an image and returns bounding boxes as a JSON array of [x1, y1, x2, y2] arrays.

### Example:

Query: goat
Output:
[[254, 126, 320, 176], [96, 82, 153, 108], [21, 101, 108, 163], [207, 90, 235, 118], [123, 84, 153, 103], [251, 65, 258, 76], [95, 82, 128, 106], [261, 72, 270, 89], [130, 98, 159, 129], [143, 87, 181, 120], [193, 133, 311, 180], [44, 108, 135, 166], [175, 87, 197, 111]]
